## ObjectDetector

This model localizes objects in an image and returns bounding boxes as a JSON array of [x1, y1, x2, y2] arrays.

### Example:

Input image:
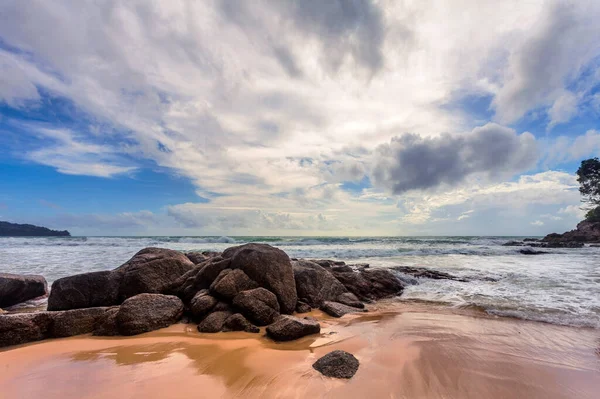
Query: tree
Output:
[[577, 158, 600, 221]]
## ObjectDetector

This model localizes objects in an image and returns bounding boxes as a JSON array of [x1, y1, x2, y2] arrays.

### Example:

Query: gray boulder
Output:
[[292, 260, 350, 308], [0, 273, 48, 308], [320, 301, 367, 318], [116, 293, 183, 336], [223, 244, 297, 314], [266, 315, 320, 341], [222, 313, 260, 333], [312, 350, 359, 379], [197, 311, 233, 333], [232, 288, 280, 326], [209, 269, 258, 300]]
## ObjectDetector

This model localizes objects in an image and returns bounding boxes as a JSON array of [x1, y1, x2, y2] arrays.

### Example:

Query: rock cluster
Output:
[[0, 243, 406, 348]]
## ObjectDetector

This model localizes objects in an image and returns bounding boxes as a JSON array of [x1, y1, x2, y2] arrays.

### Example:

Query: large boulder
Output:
[[266, 315, 320, 341], [223, 244, 297, 314], [48, 271, 119, 311], [49, 307, 110, 338], [0, 312, 51, 347], [222, 313, 260, 333], [292, 260, 350, 308], [312, 350, 359, 379], [114, 248, 195, 301], [332, 268, 404, 301], [170, 257, 232, 303], [209, 269, 258, 300], [232, 288, 280, 326], [189, 290, 218, 319], [116, 293, 183, 336], [197, 311, 233, 333], [0, 273, 48, 308], [320, 301, 366, 318]]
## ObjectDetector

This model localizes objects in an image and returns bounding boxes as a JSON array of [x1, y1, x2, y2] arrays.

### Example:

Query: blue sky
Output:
[[1, 0, 600, 236]]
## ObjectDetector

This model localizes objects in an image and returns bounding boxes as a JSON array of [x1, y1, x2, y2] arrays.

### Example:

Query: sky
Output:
[[1, 0, 600, 236]]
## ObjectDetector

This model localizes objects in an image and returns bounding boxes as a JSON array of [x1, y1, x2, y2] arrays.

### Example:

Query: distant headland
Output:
[[0, 221, 70, 237]]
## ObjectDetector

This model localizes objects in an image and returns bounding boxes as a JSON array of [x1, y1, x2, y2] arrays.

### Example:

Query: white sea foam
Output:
[[1, 236, 598, 328]]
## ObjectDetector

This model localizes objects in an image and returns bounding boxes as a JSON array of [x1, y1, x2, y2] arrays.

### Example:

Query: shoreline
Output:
[[2, 301, 598, 399]]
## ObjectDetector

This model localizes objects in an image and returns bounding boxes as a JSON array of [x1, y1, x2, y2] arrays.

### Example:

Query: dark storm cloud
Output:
[[371, 124, 538, 194]]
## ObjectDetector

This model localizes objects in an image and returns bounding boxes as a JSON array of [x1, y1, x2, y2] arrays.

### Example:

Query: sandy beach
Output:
[[1, 302, 598, 399]]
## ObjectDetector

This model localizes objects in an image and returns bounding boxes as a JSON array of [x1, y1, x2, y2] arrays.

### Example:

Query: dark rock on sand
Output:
[[189, 290, 218, 319], [295, 300, 311, 314], [48, 270, 119, 311], [320, 301, 367, 318], [313, 350, 359, 379], [0, 312, 52, 347], [0, 273, 48, 308], [224, 243, 297, 314], [292, 260, 350, 308], [116, 293, 183, 336], [93, 307, 120, 336], [49, 307, 111, 338], [222, 313, 260, 333], [197, 311, 233, 333], [210, 269, 258, 300], [266, 315, 320, 341], [232, 288, 280, 326], [336, 292, 364, 309]]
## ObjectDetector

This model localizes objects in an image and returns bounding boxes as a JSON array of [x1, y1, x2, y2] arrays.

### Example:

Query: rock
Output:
[[312, 350, 359, 379], [295, 300, 311, 314], [185, 252, 209, 264], [49, 307, 110, 338], [222, 313, 260, 333], [320, 301, 366, 318], [336, 292, 364, 309], [232, 288, 280, 326], [332, 268, 404, 301], [223, 244, 297, 314], [93, 307, 120, 336], [189, 290, 218, 319], [313, 260, 345, 268], [331, 265, 353, 273], [502, 241, 525, 247], [213, 301, 233, 312], [116, 293, 183, 336], [210, 269, 258, 300], [172, 258, 232, 303], [0, 273, 48, 308], [48, 271, 119, 311], [266, 315, 320, 341], [0, 313, 51, 347], [523, 238, 540, 242], [292, 260, 350, 308], [115, 247, 195, 301], [197, 311, 233, 333], [542, 220, 600, 244], [390, 266, 467, 282], [519, 248, 548, 255]]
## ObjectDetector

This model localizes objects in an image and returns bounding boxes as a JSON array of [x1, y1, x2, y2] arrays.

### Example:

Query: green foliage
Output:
[[585, 206, 600, 222], [576, 158, 600, 206]]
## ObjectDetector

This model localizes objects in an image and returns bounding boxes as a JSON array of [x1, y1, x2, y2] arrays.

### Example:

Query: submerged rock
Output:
[[0, 273, 48, 308], [116, 293, 183, 336], [320, 301, 367, 318], [312, 350, 359, 379], [390, 266, 467, 282], [223, 243, 297, 314], [519, 248, 548, 255], [266, 315, 320, 341], [232, 288, 280, 326]]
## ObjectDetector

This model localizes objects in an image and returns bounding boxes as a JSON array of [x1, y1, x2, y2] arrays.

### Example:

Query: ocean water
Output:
[[1, 236, 599, 328]]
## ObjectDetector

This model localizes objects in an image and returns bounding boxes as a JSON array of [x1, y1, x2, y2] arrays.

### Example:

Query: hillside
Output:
[[0, 221, 70, 237]]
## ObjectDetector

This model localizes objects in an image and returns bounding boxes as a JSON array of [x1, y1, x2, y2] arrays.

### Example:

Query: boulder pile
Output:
[[0, 243, 406, 348]]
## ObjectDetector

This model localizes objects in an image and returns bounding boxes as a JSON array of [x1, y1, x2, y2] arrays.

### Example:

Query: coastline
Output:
[[2, 301, 598, 399]]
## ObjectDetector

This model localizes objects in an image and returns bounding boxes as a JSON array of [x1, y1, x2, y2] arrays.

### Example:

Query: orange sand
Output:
[[0, 302, 598, 398]]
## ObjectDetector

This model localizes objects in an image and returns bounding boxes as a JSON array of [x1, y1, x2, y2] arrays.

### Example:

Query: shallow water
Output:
[[1, 235, 599, 328]]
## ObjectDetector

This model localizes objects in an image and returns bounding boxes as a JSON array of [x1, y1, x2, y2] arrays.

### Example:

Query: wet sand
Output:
[[1, 302, 598, 399]]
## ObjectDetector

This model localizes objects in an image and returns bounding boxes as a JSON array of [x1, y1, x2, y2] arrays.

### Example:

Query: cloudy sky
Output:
[[1, 0, 600, 236]]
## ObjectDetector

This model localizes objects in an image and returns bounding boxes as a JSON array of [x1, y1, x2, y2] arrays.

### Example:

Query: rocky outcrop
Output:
[[292, 260, 351, 308], [232, 288, 280, 326], [312, 350, 359, 379], [266, 315, 320, 341], [209, 269, 258, 300], [320, 301, 367, 318], [543, 220, 600, 244], [224, 244, 297, 314], [0, 273, 48, 308], [48, 248, 194, 311], [116, 294, 184, 336]]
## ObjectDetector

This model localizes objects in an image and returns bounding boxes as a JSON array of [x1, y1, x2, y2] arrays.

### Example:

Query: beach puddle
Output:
[[1, 304, 598, 398]]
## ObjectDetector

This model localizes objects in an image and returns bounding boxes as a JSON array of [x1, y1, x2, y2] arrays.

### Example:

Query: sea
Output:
[[1, 236, 599, 329]]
